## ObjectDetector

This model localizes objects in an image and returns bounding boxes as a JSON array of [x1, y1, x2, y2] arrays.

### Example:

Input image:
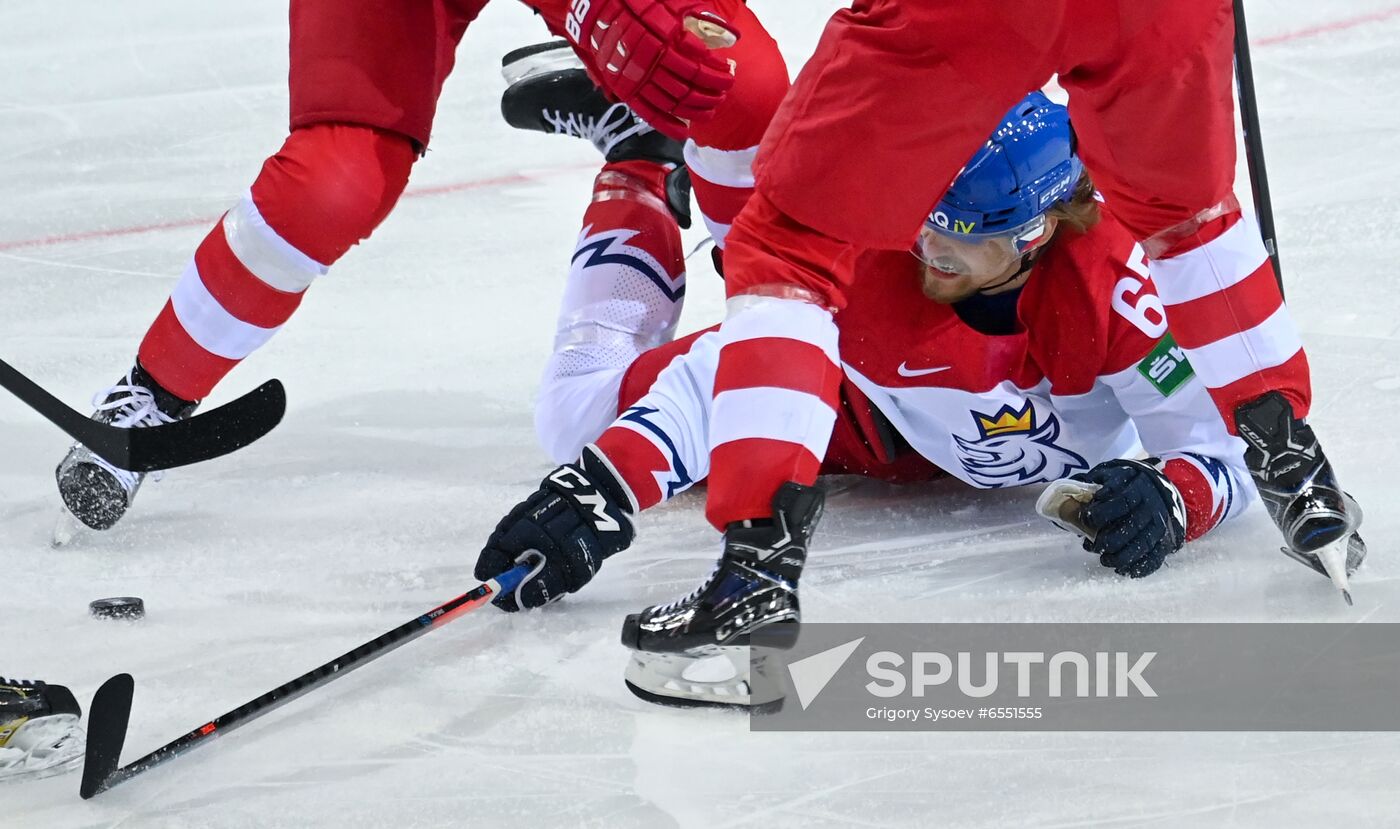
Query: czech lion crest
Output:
[[952, 401, 1088, 487]]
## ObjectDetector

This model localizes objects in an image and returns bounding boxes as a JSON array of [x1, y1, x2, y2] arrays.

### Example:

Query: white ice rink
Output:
[[4, 1, 1400, 826]]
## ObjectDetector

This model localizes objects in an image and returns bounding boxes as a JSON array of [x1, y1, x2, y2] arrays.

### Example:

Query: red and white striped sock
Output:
[[682, 0, 789, 253], [1149, 211, 1310, 429], [704, 295, 842, 528], [137, 124, 415, 401], [686, 141, 759, 250]]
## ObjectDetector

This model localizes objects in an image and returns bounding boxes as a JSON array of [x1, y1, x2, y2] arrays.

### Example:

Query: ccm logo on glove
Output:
[[548, 466, 621, 532]]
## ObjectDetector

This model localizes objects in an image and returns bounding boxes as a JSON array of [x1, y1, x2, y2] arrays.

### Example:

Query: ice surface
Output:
[[3, 1, 1400, 826]]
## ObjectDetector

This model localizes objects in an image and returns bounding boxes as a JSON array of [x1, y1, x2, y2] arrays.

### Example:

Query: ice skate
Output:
[[501, 40, 687, 166], [1236, 392, 1366, 603], [54, 361, 197, 540], [500, 40, 691, 226], [0, 677, 84, 782], [620, 483, 823, 711]]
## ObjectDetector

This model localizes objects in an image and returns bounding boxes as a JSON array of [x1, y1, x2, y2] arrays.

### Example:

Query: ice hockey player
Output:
[[475, 91, 1257, 708], [612, 0, 1367, 602], [0, 677, 84, 780], [51, 0, 737, 536]]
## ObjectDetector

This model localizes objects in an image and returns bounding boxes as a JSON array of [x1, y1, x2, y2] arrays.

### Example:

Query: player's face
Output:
[[915, 217, 1057, 303]]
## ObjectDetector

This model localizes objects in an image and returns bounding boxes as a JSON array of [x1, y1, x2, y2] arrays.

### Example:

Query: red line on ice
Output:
[[4, 5, 1398, 255], [1255, 4, 1400, 46], [0, 164, 592, 253]]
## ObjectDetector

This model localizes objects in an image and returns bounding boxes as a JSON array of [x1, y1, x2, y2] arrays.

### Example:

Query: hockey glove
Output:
[[1041, 459, 1186, 578], [563, 0, 737, 140], [475, 445, 636, 611]]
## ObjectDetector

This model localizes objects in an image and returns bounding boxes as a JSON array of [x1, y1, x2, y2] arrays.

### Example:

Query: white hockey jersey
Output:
[[828, 214, 1253, 539], [603, 210, 1255, 539]]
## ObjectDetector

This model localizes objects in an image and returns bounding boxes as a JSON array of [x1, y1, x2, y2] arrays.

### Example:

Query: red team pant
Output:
[[137, 0, 487, 400], [712, 0, 1307, 527], [135, 0, 781, 405]]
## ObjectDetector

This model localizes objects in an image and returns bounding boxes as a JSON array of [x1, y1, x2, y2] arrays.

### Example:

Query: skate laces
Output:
[[86, 381, 179, 488], [541, 102, 651, 157], [94, 382, 178, 429], [652, 558, 725, 615]]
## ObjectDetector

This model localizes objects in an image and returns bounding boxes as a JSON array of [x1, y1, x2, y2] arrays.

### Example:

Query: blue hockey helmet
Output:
[[915, 91, 1083, 277], [929, 91, 1083, 236]]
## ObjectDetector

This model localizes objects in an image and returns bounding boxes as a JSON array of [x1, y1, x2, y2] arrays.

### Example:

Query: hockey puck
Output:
[[89, 597, 145, 621]]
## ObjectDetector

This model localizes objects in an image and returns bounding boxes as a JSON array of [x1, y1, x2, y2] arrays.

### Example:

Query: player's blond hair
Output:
[[1046, 173, 1100, 234]]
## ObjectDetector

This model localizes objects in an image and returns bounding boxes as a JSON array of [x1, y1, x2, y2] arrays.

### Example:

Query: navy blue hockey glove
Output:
[[475, 446, 636, 611], [1072, 458, 1186, 578]]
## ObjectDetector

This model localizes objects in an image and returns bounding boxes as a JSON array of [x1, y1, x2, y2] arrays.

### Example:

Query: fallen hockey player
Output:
[[475, 89, 1256, 708]]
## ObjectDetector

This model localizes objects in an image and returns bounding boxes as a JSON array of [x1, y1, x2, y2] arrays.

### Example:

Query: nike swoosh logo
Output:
[[897, 362, 952, 378]]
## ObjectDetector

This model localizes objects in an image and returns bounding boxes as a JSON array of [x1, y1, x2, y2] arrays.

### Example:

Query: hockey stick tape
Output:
[[512, 551, 548, 610], [1034, 479, 1102, 542]]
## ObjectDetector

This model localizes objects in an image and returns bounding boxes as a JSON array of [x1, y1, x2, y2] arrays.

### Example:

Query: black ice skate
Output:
[[620, 482, 824, 711], [1236, 391, 1366, 603], [54, 361, 197, 539], [500, 40, 691, 226], [0, 677, 84, 780]]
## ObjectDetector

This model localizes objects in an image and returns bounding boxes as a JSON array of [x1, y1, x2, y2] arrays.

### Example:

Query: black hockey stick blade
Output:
[[0, 354, 285, 471], [120, 379, 286, 471], [80, 673, 134, 799]]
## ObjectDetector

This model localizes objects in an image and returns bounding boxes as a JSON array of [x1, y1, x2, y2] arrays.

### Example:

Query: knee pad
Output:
[[249, 123, 417, 266]]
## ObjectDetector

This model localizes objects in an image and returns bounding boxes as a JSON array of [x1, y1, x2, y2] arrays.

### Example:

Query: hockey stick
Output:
[[1232, 0, 1284, 289], [79, 559, 536, 799], [0, 357, 285, 472]]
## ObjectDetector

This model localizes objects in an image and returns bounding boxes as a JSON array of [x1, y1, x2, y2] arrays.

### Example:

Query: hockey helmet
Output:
[[915, 91, 1083, 277]]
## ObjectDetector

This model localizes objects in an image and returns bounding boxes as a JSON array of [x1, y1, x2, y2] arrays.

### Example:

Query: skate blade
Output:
[[1280, 533, 1365, 606], [0, 718, 85, 783], [623, 650, 784, 713], [52, 506, 83, 548], [501, 45, 583, 86]]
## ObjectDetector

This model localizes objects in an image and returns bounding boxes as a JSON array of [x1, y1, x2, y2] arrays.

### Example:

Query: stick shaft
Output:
[[1233, 0, 1284, 289], [103, 564, 530, 790], [0, 357, 131, 466]]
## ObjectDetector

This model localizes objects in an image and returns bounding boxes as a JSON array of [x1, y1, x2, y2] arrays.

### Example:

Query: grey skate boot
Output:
[[55, 361, 197, 535], [1235, 391, 1366, 602], [620, 482, 824, 711]]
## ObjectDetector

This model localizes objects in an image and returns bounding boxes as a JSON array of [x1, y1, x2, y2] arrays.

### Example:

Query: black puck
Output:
[[89, 597, 145, 621]]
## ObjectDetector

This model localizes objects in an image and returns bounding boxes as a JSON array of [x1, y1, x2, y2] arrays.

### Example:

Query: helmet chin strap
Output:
[[976, 247, 1044, 295]]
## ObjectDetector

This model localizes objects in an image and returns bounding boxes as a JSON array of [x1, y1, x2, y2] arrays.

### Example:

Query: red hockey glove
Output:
[[563, 0, 737, 140]]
